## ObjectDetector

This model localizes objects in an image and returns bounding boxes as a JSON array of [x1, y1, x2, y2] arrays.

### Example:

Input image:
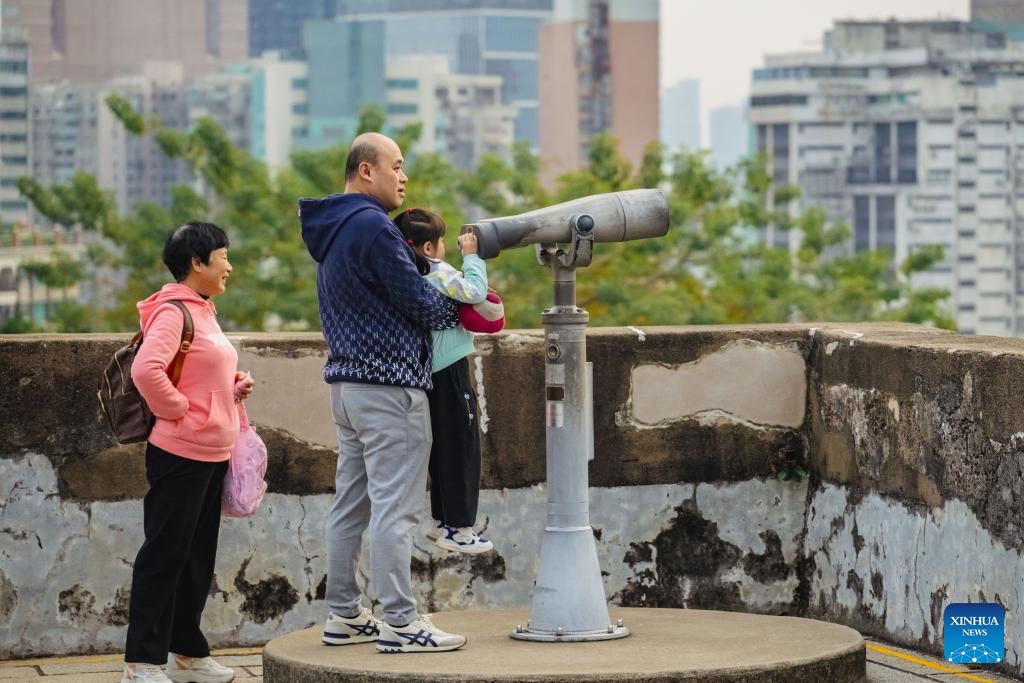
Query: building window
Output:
[[756, 124, 767, 153], [896, 121, 917, 183], [0, 200, 26, 210], [0, 111, 26, 120], [386, 102, 418, 115], [876, 195, 895, 250], [854, 195, 870, 252], [873, 122, 891, 183], [0, 156, 27, 165], [0, 61, 26, 73], [291, 78, 308, 90], [386, 78, 417, 90], [750, 94, 808, 108], [0, 133, 25, 143], [291, 103, 308, 114], [0, 86, 26, 97], [772, 123, 789, 185], [0, 178, 18, 188]]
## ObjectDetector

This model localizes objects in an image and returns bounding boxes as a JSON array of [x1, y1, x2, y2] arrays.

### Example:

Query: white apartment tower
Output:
[[749, 20, 1024, 336]]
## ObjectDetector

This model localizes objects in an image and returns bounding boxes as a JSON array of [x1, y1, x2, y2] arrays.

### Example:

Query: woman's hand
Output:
[[234, 371, 255, 403]]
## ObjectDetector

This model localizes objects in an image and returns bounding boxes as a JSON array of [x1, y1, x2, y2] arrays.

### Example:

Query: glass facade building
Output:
[[336, 0, 552, 147], [248, 0, 337, 58]]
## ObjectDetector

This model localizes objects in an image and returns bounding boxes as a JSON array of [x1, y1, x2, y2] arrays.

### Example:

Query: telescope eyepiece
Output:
[[573, 214, 595, 235]]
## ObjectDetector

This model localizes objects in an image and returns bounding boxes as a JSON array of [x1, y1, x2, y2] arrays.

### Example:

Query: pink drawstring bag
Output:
[[222, 403, 267, 517]]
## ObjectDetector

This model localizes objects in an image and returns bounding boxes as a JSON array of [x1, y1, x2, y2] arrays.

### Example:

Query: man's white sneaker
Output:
[[121, 663, 171, 683], [434, 525, 494, 554], [376, 614, 467, 653], [165, 654, 234, 683], [323, 607, 381, 645]]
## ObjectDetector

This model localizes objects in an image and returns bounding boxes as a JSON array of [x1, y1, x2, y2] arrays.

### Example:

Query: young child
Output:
[[395, 207, 493, 554]]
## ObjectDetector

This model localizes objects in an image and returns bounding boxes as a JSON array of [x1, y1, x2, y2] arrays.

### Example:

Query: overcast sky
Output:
[[659, 0, 971, 144]]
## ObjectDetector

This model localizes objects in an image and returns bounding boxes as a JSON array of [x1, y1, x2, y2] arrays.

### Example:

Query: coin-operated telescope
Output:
[[461, 190, 669, 643]]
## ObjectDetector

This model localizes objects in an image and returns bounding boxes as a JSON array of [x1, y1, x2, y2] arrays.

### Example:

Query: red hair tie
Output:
[[406, 208, 413, 215], [407, 239, 414, 245]]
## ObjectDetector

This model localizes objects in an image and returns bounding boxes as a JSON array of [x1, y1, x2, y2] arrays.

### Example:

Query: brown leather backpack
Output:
[[97, 301, 194, 444]]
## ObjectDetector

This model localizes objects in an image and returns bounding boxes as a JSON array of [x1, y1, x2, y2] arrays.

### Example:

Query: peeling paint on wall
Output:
[[805, 483, 1024, 672], [0, 454, 806, 658]]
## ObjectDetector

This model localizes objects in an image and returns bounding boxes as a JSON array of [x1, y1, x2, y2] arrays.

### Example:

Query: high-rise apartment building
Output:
[[247, 54, 308, 169], [336, 0, 552, 149], [31, 63, 190, 212], [0, 0, 247, 84], [538, 0, 659, 185], [662, 79, 701, 151], [0, 40, 29, 226], [972, 0, 1024, 42], [386, 55, 516, 168], [749, 19, 1024, 336]]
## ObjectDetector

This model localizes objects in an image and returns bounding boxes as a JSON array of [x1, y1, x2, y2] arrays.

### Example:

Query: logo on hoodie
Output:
[[207, 332, 233, 348]]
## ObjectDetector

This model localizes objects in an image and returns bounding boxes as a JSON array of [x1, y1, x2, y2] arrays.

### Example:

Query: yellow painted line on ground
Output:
[[867, 643, 996, 682], [0, 647, 263, 669]]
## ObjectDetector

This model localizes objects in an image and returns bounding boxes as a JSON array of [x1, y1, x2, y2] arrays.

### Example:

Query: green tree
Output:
[[15, 98, 953, 334]]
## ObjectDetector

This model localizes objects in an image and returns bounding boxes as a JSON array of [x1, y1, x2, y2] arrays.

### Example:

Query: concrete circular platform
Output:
[[263, 607, 866, 682]]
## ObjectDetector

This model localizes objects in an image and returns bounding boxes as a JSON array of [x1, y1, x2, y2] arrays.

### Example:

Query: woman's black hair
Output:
[[394, 208, 446, 275], [162, 221, 230, 282]]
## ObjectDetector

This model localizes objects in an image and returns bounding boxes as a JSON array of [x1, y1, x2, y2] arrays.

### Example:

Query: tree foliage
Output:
[[14, 102, 954, 333]]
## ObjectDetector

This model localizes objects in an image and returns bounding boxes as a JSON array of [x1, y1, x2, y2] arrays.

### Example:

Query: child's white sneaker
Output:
[[434, 525, 493, 554], [165, 654, 234, 683], [323, 607, 381, 645], [376, 614, 467, 653], [121, 663, 171, 683], [425, 519, 443, 542]]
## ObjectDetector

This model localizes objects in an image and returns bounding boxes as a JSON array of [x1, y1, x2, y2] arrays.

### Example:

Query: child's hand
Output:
[[458, 231, 478, 256], [234, 371, 254, 403]]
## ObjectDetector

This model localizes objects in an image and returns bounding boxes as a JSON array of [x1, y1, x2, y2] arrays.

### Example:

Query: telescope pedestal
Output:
[[511, 263, 628, 643]]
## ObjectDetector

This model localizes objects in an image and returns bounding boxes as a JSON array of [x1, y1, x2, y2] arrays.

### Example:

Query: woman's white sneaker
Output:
[[376, 615, 467, 653], [434, 525, 494, 554], [121, 663, 171, 683], [165, 654, 234, 683], [323, 606, 381, 645]]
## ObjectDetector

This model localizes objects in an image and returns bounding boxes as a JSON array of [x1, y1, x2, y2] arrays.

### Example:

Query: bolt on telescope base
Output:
[[511, 623, 630, 642]]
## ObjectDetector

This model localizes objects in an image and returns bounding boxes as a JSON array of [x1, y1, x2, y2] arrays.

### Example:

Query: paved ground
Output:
[[0, 639, 1018, 682]]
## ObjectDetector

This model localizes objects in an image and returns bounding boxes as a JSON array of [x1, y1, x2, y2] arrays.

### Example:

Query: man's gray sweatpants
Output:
[[325, 382, 432, 627]]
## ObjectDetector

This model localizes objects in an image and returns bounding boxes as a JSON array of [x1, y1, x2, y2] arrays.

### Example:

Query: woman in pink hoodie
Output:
[[122, 222, 254, 683]]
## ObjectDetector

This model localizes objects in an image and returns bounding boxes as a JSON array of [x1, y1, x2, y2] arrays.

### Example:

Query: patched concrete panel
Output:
[[629, 340, 806, 428], [235, 346, 335, 449]]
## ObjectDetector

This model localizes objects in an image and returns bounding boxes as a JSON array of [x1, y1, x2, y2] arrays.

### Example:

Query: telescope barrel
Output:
[[462, 189, 669, 260]]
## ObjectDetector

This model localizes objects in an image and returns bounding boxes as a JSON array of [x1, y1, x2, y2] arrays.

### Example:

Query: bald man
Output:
[[300, 133, 467, 653]]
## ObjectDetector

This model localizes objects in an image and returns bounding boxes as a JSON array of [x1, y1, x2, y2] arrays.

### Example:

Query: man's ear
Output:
[[359, 160, 374, 182]]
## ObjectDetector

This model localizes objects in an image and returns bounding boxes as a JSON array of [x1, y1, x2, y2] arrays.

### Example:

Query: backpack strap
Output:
[[166, 301, 194, 386]]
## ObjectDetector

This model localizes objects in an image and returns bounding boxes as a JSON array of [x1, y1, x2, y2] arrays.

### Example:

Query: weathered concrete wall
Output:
[[804, 325, 1024, 675], [2, 324, 1023, 676]]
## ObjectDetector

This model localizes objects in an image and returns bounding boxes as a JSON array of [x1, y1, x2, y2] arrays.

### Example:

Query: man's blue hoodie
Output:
[[300, 193, 458, 390]]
